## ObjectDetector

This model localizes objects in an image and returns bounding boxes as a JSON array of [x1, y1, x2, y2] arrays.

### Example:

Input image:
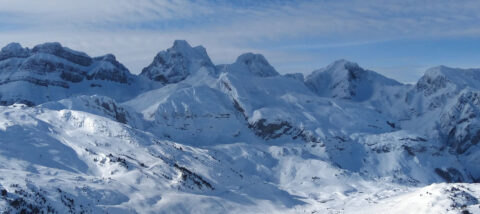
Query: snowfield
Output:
[[0, 40, 479, 213]]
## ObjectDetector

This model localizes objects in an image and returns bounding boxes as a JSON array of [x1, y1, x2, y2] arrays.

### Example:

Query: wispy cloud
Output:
[[0, 0, 479, 82]]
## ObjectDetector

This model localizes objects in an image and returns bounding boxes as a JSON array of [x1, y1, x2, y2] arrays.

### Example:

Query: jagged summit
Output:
[[234, 53, 279, 77], [140, 40, 215, 84]]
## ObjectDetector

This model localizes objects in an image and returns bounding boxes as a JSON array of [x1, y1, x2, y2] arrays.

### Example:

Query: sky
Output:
[[0, 0, 480, 83]]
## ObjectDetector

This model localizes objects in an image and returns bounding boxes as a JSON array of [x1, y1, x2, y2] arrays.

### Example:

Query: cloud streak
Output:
[[0, 0, 479, 82]]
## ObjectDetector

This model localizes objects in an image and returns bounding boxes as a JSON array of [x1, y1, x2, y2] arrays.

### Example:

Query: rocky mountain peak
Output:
[[140, 40, 214, 84], [94, 53, 117, 62], [1, 42, 25, 54], [322, 59, 365, 81], [172, 39, 192, 50], [89, 53, 132, 84], [31, 42, 93, 66], [234, 53, 279, 77], [306, 59, 401, 101], [328, 59, 360, 70], [0, 42, 30, 60], [417, 66, 480, 96]]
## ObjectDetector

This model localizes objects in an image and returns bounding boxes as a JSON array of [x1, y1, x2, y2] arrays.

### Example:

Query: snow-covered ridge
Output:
[[0, 42, 132, 83], [0, 42, 143, 105], [1, 40, 480, 213]]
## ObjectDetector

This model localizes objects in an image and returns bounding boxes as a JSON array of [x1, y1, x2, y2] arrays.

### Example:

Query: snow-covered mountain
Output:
[[0, 42, 155, 106], [305, 59, 402, 101], [0, 40, 479, 213], [140, 40, 215, 84]]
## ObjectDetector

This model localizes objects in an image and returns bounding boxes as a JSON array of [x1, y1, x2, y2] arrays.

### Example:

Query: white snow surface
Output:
[[0, 41, 479, 213]]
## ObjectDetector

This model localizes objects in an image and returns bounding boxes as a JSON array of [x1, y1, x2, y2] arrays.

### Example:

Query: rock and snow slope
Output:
[[0, 42, 155, 106], [0, 40, 479, 213]]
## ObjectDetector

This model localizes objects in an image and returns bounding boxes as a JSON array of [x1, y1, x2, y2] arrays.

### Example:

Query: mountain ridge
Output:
[[0, 40, 479, 213]]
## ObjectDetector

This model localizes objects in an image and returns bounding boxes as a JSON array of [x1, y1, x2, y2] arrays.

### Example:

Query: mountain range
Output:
[[0, 40, 479, 213]]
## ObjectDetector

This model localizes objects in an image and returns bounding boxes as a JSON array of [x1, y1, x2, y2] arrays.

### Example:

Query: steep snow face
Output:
[[408, 66, 480, 115], [0, 42, 143, 106], [305, 59, 402, 101], [406, 66, 480, 139], [437, 91, 480, 180], [399, 66, 480, 181], [140, 40, 215, 84], [417, 66, 480, 96], [89, 54, 132, 83]]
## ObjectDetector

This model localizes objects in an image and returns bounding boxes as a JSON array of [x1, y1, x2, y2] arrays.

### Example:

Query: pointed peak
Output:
[[94, 53, 117, 62], [235, 53, 267, 64], [235, 53, 279, 77], [309, 59, 365, 82], [327, 59, 360, 71], [140, 40, 214, 83], [166, 40, 209, 60], [172, 40, 192, 50]]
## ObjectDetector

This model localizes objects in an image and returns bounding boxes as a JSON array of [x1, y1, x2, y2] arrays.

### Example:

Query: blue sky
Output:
[[0, 0, 479, 83]]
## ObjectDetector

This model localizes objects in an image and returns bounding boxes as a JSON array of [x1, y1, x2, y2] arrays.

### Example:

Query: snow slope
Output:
[[0, 40, 479, 213]]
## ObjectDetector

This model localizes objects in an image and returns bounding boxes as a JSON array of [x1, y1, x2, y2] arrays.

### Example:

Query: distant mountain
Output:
[[140, 40, 215, 84], [0, 42, 153, 106], [305, 59, 402, 101], [0, 40, 479, 214]]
